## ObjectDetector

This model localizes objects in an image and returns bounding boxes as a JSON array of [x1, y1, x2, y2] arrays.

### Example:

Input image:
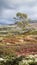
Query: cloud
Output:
[[0, 0, 37, 24]]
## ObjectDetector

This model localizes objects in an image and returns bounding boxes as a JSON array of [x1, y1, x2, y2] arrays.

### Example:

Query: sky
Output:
[[0, 0, 37, 24]]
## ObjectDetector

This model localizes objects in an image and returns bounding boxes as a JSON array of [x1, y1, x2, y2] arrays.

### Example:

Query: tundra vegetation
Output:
[[0, 12, 37, 65]]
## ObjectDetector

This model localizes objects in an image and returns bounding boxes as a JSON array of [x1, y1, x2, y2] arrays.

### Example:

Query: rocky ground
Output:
[[0, 35, 37, 56]]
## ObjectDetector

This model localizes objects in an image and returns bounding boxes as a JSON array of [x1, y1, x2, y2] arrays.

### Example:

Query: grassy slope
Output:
[[0, 34, 37, 56]]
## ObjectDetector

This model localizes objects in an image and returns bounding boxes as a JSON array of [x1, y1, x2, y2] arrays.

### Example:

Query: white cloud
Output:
[[5, 0, 36, 5], [0, 0, 37, 24]]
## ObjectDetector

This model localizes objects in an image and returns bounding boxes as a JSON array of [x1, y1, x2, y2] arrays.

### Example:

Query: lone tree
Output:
[[13, 12, 29, 28], [13, 12, 31, 34]]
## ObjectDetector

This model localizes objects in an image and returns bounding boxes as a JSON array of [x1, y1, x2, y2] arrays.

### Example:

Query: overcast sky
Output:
[[0, 0, 37, 24]]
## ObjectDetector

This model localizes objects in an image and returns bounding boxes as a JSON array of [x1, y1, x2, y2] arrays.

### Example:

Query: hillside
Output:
[[0, 22, 37, 36], [0, 23, 37, 65], [0, 22, 37, 56]]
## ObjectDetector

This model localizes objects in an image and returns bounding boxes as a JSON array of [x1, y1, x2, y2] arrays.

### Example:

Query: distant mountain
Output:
[[29, 20, 37, 23], [0, 22, 15, 25]]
